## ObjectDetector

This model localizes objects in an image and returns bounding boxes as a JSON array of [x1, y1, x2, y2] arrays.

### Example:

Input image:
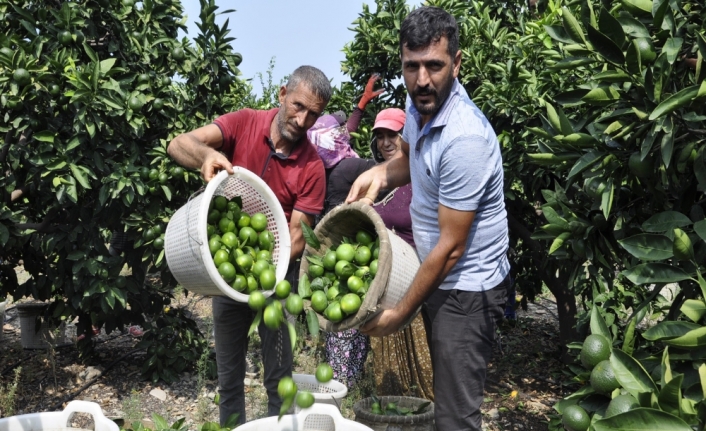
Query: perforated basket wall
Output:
[[300, 202, 420, 332], [353, 396, 435, 431], [165, 169, 291, 303], [17, 303, 70, 350], [236, 403, 373, 431], [292, 373, 347, 412]]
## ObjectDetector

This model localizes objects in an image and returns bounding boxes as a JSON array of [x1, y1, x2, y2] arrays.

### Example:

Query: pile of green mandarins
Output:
[[299, 230, 379, 323], [206, 195, 303, 331]]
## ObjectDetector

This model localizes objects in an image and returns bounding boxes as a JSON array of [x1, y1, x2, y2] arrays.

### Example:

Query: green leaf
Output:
[[34, 131, 56, 143], [544, 25, 574, 44], [559, 133, 599, 147], [617, 234, 674, 260], [592, 407, 691, 430], [594, 70, 632, 82], [626, 39, 642, 74], [554, 89, 590, 105], [298, 273, 312, 299], [658, 373, 683, 416], [681, 300, 706, 323], [300, 220, 320, 250], [662, 346, 673, 385], [598, 6, 625, 46], [662, 38, 683, 64], [549, 57, 595, 70], [248, 310, 262, 337], [586, 25, 625, 65], [562, 7, 587, 45], [617, 14, 650, 38], [643, 321, 702, 341], [699, 364, 706, 399], [99, 58, 116, 74], [549, 232, 570, 255], [152, 414, 169, 431], [305, 255, 324, 267], [611, 349, 658, 398], [641, 211, 692, 232], [582, 86, 621, 105], [286, 322, 297, 353], [697, 272, 706, 300], [621, 263, 690, 285], [546, 103, 573, 135], [161, 185, 172, 201], [306, 309, 319, 337], [591, 305, 612, 340], [542, 206, 570, 229], [649, 85, 699, 120], [600, 180, 614, 219], [70, 164, 91, 189], [663, 327, 706, 348]]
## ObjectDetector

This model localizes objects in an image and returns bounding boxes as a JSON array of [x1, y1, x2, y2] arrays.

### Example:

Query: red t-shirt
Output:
[[213, 108, 325, 221]]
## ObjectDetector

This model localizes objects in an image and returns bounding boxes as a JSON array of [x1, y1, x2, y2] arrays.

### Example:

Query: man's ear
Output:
[[278, 85, 287, 104], [453, 50, 462, 77]]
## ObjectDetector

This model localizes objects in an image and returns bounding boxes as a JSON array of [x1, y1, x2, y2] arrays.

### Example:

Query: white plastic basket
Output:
[[0, 400, 119, 431], [17, 302, 70, 349], [237, 403, 372, 431], [292, 373, 348, 412], [165, 169, 291, 302]]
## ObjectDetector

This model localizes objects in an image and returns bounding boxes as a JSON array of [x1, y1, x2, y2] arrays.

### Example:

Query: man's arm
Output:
[[289, 210, 315, 261], [345, 139, 411, 204], [167, 124, 233, 182], [361, 203, 475, 337]]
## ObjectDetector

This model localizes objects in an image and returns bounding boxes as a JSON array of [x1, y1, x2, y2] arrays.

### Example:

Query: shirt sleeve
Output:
[[293, 158, 326, 215], [346, 107, 364, 133], [212, 110, 251, 156], [439, 134, 496, 212]]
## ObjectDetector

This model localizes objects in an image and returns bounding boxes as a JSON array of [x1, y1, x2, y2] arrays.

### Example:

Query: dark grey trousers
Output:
[[212, 262, 299, 426], [422, 276, 511, 431]]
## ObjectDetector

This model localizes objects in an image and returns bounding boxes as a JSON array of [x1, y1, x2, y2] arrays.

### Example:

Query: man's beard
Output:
[[411, 72, 454, 117], [277, 111, 304, 143]]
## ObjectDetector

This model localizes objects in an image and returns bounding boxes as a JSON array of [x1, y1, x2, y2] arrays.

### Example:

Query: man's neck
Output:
[[269, 118, 295, 156]]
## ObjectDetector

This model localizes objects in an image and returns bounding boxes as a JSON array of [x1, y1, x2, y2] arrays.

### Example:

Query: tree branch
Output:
[[15, 208, 60, 233]]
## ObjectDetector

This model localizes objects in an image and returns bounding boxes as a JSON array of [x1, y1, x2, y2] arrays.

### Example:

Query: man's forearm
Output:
[[167, 134, 217, 170]]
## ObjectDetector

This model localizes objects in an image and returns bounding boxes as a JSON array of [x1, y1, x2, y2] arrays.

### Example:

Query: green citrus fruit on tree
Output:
[[311, 291, 328, 313], [148, 168, 159, 181], [171, 47, 185, 60], [324, 301, 343, 322], [634, 37, 656, 63], [285, 293, 303, 315], [561, 404, 590, 431], [250, 213, 268, 232], [58, 30, 73, 46], [628, 152, 654, 178], [233, 52, 243, 66], [158, 172, 168, 184], [263, 303, 283, 330], [161, 76, 172, 86], [336, 243, 355, 262], [0, 47, 13, 58], [323, 250, 337, 270], [128, 96, 144, 110], [48, 83, 61, 96], [354, 246, 372, 265], [315, 363, 333, 383], [248, 290, 266, 310], [605, 394, 639, 418], [295, 391, 314, 409], [340, 293, 362, 315], [13, 68, 31, 86], [152, 98, 164, 110], [583, 177, 607, 199], [137, 73, 150, 83], [355, 230, 374, 246], [275, 280, 291, 299], [259, 269, 276, 291], [153, 237, 164, 250], [231, 275, 247, 292], [144, 227, 156, 241], [218, 262, 237, 283], [580, 334, 611, 370], [590, 360, 621, 395], [277, 376, 297, 399]]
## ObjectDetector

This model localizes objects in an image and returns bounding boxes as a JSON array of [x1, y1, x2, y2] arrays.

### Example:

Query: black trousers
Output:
[[422, 276, 511, 431]]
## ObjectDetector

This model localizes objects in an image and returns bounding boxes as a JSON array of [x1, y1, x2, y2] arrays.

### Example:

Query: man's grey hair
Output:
[[285, 66, 332, 103]]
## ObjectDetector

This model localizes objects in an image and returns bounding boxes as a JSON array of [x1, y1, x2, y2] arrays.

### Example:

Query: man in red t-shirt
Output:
[[168, 66, 331, 425]]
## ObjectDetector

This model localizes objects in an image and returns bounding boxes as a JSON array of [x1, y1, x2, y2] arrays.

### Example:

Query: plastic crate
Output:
[[0, 401, 118, 431], [165, 169, 291, 302], [237, 403, 372, 431]]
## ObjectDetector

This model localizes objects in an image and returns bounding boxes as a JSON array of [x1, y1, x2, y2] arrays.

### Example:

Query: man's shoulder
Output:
[[217, 108, 274, 124]]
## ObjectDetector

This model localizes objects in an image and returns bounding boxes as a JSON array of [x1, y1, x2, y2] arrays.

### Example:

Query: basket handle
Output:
[[299, 403, 348, 426], [60, 401, 117, 429]]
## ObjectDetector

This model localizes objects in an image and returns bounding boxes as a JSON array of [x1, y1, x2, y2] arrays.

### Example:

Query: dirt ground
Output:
[[1, 269, 568, 430]]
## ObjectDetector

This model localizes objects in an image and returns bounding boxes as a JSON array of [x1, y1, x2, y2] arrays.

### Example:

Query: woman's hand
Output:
[[358, 74, 385, 110]]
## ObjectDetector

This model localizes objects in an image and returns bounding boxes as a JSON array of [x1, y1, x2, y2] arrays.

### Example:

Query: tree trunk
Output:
[[543, 268, 578, 364]]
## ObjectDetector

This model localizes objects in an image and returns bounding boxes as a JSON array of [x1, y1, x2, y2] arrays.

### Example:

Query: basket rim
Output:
[[353, 396, 435, 423]]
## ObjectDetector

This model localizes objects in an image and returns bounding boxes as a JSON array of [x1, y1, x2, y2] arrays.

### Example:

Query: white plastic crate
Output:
[[237, 403, 372, 431], [165, 169, 291, 302], [0, 401, 118, 431]]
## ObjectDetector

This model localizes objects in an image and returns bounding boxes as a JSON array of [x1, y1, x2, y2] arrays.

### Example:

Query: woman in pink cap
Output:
[[324, 108, 433, 400]]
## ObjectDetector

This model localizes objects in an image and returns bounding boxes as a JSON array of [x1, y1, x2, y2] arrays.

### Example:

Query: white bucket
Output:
[[164, 169, 291, 302], [237, 403, 372, 431], [0, 400, 118, 431], [292, 373, 348, 412]]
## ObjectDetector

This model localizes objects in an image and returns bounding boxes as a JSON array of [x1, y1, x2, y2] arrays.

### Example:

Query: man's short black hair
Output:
[[399, 6, 459, 58]]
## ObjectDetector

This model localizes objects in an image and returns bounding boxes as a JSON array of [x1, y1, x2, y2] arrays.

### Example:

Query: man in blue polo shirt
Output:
[[347, 7, 510, 430]]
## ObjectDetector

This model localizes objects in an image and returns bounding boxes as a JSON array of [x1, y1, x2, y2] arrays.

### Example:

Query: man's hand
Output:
[[345, 165, 385, 205], [360, 308, 406, 337], [201, 151, 234, 182]]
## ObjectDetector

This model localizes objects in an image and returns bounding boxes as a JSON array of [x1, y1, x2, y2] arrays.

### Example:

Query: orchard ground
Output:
[[2, 266, 565, 430]]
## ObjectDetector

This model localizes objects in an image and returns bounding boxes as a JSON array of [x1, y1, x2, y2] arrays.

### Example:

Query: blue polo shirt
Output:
[[402, 79, 509, 291]]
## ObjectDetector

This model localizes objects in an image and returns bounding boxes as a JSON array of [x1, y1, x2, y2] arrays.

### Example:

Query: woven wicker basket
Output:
[[300, 202, 420, 332], [353, 396, 435, 431]]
